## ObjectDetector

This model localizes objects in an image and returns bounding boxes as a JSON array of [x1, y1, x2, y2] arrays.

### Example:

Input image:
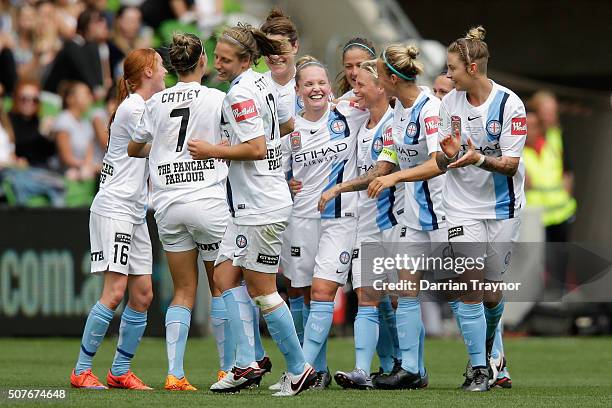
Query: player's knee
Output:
[[253, 292, 284, 314], [310, 285, 336, 302], [132, 288, 153, 310]]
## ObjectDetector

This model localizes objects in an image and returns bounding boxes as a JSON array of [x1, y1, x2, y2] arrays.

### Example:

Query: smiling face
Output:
[[343, 47, 372, 90], [214, 41, 250, 82], [433, 75, 454, 99], [296, 65, 331, 114], [264, 33, 298, 78], [353, 69, 384, 110]]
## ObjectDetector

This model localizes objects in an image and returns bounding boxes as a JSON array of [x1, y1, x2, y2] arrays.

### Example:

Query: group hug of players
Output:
[[69, 7, 526, 396]]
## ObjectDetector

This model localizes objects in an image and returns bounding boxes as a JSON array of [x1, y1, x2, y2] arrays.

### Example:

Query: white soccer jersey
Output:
[[378, 89, 446, 231], [91, 93, 149, 224], [132, 81, 228, 217], [439, 81, 527, 220], [263, 71, 301, 118], [356, 107, 405, 236], [282, 100, 369, 219], [222, 68, 292, 225]]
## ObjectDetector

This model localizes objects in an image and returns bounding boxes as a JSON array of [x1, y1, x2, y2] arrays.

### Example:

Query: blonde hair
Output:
[[448, 25, 489, 73], [218, 22, 286, 64], [295, 55, 329, 85], [359, 59, 379, 79], [379, 44, 423, 81]]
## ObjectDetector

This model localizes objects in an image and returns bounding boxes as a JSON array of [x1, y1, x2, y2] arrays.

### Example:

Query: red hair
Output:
[[110, 48, 158, 125]]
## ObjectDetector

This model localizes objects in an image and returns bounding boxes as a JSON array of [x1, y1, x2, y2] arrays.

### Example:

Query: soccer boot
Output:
[[460, 360, 474, 389], [164, 374, 197, 391], [420, 369, 429, 388], [210, 363, 263, 393], [106, 370, 152, 390], [464, 367, 490, 392], [272, 363, 317, 397], [310, 369, 332, 390], [251, 356, 272, 387], [334, 368, 374, 390], [493, 366, 512, 389], [489, 353, 505, 386], [217, 370, 227, 381], [372, 368, 422, 390], [70, 369, 108, 389]]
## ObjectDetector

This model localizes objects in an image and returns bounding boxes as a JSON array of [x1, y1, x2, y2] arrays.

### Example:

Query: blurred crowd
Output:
[[0, 0, 233, 207]]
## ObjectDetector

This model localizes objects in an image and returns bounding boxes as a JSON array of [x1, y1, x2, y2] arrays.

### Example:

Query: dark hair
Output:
[[218, 22, 287, 64], [58, 81, 89, 109], [260, 7, 298, 46], [169, 32, 203, 75], [76, 8, 104, 36], [336, 37, 376, 95]]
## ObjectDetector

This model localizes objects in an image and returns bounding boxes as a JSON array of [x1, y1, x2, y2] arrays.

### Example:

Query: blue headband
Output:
[[382, 49, 416, 81], [343, 42, 375, 56]]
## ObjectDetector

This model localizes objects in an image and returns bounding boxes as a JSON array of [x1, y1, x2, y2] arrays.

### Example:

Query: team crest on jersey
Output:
[[290, 131, 302, 151], [406, 122, 418, 138], [231, 99, 258, 122], [451, 115, 462, 137], [339, 251, 351, 265], [236, 235, 248, 248], [487, 120, 502, 137], [330, 119, 346, 134], [372, 137, 383, 154]]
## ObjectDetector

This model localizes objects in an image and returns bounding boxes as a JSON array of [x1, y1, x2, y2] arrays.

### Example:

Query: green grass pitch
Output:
[[1, 336, 611, 407]]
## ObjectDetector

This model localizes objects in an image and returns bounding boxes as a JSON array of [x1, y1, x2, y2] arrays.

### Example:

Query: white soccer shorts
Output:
[[89, 212, 152, 275]]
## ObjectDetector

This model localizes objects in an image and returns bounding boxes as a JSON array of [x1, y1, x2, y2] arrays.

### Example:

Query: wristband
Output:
[[474, 154, 485, 167]]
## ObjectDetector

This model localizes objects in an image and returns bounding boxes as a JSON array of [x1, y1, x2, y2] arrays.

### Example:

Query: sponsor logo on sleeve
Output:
[[257, 253, 280, 265], [448, 226, 464, 240], [511, 117, 527, 135], [424, 116, 440, 135], [383, 126, 393, 146], [231, 99, 258, 122]]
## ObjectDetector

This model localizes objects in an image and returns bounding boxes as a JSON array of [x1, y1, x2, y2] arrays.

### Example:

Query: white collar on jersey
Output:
[[230, 69, 252, 89]]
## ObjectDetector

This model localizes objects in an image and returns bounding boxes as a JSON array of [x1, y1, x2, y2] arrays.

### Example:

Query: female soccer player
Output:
[[318, 60, 403, 390], [128, 33, 230, 391], [435, 26, 526, 392], [336, 37, 376, 99], [259, 7, 307, 348], [70, 48, 166, 390], [187, 23, 315, 396], [282, 57, 369, 389]]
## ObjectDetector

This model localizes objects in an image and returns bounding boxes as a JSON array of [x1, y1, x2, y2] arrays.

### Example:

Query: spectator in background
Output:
[[111, 6, 152, 56], [34, 1, 64, 80], [54, 0, 83, 40], [52, 81, 99, 180], [0, 103, 26, 168], [43, 8, 110, 99], [0, 29, 18, 95], [9, 79, 57, 168]]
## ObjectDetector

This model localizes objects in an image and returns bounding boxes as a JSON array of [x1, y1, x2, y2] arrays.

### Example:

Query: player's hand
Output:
[[288, 178, 302, 195], [187, 139, 214, 160], [368, 174, 398, 198], [439, 126, 461, 159], [448, 137, 480, 168], [318, 187, 338, 212]]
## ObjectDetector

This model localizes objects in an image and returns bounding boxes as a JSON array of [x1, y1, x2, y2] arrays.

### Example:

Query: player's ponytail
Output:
[[219, 23, 287, 64], [109, 48, 157, 127], [260, 7, 298, 46], [379, 44, 423, 82], [169, 32, 204, 75], [448, 25, 489, 73]]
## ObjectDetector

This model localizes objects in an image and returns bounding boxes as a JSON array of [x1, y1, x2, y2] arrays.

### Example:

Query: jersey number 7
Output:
[[170, 107, 190, 152]]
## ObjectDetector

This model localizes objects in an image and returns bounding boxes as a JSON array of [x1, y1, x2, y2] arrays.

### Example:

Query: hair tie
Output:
[[382, 49, 415, 81], [297, 61, 325, 71], [343, 42, 375, 56], [222, 34, 247, 49]]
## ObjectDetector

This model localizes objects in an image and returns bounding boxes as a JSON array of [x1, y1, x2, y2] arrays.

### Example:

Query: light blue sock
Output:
[[165, 305, 191, 378], [449, 300, 461, 332], [378, 296, 399, 370], [222, 286, 255, 367], [289, 296, 305, 345], [263, 302, 306, 375], [302, 302, 310, 334], [303, 300, 334, 371], [355, 306, 379, 375], [458, 302, 487, 368], [75, 301, 114, 374], [252, 300, 266, 361], [111, 306, 147, 376], [484, 298, 505, 341], [418, 321, 426, 377], [396, 297, 421, 374], [492, 321, 504, 360], [211, 296, 234, 371]]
